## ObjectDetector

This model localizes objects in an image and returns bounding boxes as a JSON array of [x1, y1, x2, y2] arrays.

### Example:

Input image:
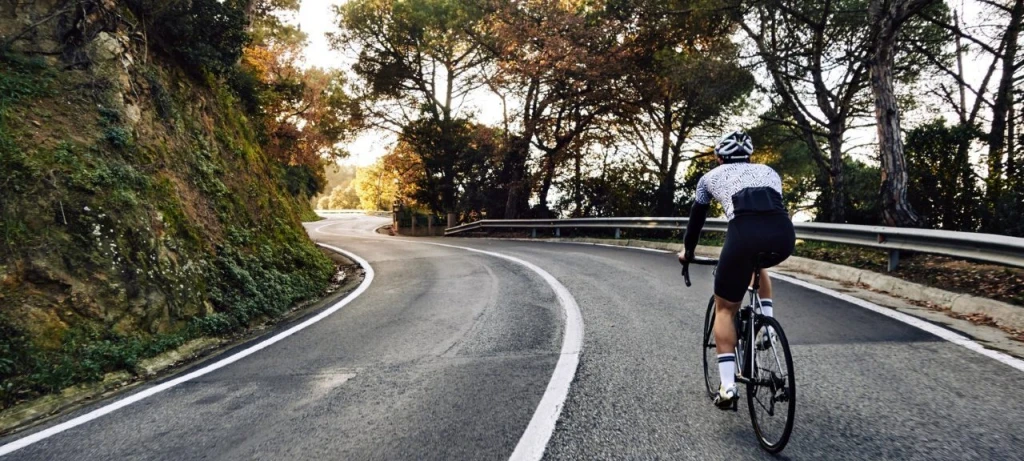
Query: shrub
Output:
[[283, 164, 327, 198], [126, 0, 251, 78], [104, 126, 132, 148]]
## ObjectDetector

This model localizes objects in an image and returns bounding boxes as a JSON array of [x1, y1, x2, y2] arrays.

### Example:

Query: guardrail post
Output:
[[531, 228, 536, 238], [888, 250, 900, 272], [615, 228, 621, 239], [555, 228, 560, 237]]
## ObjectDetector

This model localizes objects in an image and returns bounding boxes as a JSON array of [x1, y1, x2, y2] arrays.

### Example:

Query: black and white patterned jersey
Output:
[[695, 163, 784, 220]]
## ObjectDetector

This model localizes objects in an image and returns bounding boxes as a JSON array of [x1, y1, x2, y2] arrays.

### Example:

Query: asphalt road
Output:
[[2, 214, 1022, 460]]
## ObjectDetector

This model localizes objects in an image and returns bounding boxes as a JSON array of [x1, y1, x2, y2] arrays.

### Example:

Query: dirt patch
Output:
[[162, 172, 224, 243], [895, 255, 1024, 307], [796, 242, 1024, 307]]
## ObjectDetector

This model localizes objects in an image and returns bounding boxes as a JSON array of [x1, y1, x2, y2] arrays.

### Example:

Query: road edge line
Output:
[[309, 222, 584, 460], [462, 236, 1024, 372], [0, 244, 375, 457], [770, 272, 1024, 372], [390, 240, 582, 461]]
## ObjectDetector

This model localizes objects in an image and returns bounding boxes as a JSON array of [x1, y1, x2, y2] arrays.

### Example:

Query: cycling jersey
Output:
[[695, 163, 784, 220], [684, 161, 795, 302]]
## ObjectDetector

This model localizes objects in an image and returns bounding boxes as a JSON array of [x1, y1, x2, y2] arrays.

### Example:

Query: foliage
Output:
[[317, 165, 359, 209], [557, 160, 659, 217], [321, 184, 360, 210], [747, 118, 818, 216], [127, 0, 251, 77], [239, 17, 357, 197], [399, 117, 495, 215], [815, 157, 882, 225], [0, 49, 335, 408], [335, 0, 491, 213], [283, 164, 326, 198], [614, 0, 754, 216], [905, 119, 983, 231]]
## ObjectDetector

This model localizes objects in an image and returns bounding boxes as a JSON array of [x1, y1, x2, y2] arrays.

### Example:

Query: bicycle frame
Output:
[[735, 270, 762, 386]]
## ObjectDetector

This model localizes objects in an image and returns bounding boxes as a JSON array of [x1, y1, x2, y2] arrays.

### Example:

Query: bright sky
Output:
[[297, 0, 395, 166]]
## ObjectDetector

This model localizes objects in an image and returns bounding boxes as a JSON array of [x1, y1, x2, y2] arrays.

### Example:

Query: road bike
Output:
[[682, 254, 796, 453]]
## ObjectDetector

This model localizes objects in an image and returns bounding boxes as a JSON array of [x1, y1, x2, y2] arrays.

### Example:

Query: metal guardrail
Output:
[[316, 209, 392, 218], [445, 217, 1024, 271]]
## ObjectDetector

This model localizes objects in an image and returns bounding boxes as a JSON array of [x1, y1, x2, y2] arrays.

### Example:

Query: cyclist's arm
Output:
[[682, 176, 712, 259]]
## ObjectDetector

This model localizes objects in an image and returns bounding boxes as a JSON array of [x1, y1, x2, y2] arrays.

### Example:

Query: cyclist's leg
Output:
[[756, 270, 773, 317], [751, 214, 796, 318], [713, 296, 740, 356], [713, 221, 755, 392]]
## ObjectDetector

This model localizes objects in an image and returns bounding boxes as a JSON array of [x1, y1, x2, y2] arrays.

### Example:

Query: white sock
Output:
[[718, 353, 736, 389], [760, 298, 774, 318]]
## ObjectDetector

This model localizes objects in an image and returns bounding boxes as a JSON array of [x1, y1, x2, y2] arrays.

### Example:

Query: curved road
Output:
[[1, 214, 1022, 460]]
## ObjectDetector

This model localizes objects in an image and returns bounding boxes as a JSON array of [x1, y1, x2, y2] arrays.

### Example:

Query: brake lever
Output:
[[682, 263, 692, 287]]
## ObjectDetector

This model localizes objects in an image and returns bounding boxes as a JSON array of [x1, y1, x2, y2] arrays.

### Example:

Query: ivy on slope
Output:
[[0, 48, 333, 410]]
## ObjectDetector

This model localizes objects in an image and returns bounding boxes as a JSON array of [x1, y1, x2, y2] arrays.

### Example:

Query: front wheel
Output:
[[701, 296, 717, 399], [747, 316, 795, 453]]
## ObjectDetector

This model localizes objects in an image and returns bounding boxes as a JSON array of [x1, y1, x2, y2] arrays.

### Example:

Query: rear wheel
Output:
[[747, 316, 795, 453], [701, 296, 717, 399]]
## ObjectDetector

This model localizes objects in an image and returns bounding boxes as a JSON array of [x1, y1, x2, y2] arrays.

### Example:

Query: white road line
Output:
[[0, 244, 375, 457], [314, 220, 583, 461], [465, 234, 1024, 373], [771, 273, 1024, 372], [411, 241, 582, 461]]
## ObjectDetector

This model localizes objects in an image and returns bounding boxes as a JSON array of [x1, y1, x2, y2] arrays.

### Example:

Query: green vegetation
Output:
[[0, 33, 334, 409]]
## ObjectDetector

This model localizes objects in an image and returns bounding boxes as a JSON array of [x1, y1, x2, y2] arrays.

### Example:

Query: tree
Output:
[[911, 1, 1024, 233], [353, 142, 426, 212], [333, 0, 491, 218], [983, 0, 1023, 226], [620, 31, 754, 216], [738, 0, 876, 223], [747, 116, 819, 217], [235, 0, 358, 197], [480, 0, 628, 218], [739, 0, 947, 223], [866, 0, 938, 227], [323, 184, 360, 209], [904, 119, 982, 230], [126, 0, 251, 77]]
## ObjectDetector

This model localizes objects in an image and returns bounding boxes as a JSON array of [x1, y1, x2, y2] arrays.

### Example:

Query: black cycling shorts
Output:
[[714, 213, 795, 302]]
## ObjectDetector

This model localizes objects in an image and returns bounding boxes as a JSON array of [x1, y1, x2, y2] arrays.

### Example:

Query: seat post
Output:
[[751, 268, 761, 292]]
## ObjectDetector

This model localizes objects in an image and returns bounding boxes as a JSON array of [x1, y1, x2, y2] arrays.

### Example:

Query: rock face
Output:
[[0, 0, 333, 407]]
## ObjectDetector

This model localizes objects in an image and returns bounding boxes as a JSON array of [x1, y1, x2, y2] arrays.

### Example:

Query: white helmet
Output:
[[715, 131, 754, 161]]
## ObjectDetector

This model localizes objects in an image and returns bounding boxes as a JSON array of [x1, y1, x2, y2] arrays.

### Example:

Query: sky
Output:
[[296, 0, 393, 166], [295, 0, 996, 169]]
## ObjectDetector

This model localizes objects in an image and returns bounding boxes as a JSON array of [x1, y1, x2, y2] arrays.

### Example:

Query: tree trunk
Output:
[[536, 151, 557, 218], [986, 0, 1023, 212], [1008, 96, 1017, 185], [573, 149, 583, 217], [654, 176, 675, 217], [868, 0, 929, 227], [503, 135, 531, 219], [827, 131, 848, 223]]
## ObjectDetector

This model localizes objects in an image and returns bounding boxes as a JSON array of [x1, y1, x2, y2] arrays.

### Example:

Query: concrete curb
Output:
[[487, 236, 1024, 332]]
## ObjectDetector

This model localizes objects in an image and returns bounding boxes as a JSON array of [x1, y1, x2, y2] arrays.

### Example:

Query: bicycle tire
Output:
[[746, 316, 795, 453], [701, 295, 717, 399]]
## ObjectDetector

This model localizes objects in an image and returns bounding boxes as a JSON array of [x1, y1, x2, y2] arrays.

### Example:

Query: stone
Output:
[[124, 104, 141, 124], [90, 32, 122, 62]]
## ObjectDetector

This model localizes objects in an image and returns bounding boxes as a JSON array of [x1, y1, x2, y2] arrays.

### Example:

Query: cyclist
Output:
[[678, 131, 796, 409]]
